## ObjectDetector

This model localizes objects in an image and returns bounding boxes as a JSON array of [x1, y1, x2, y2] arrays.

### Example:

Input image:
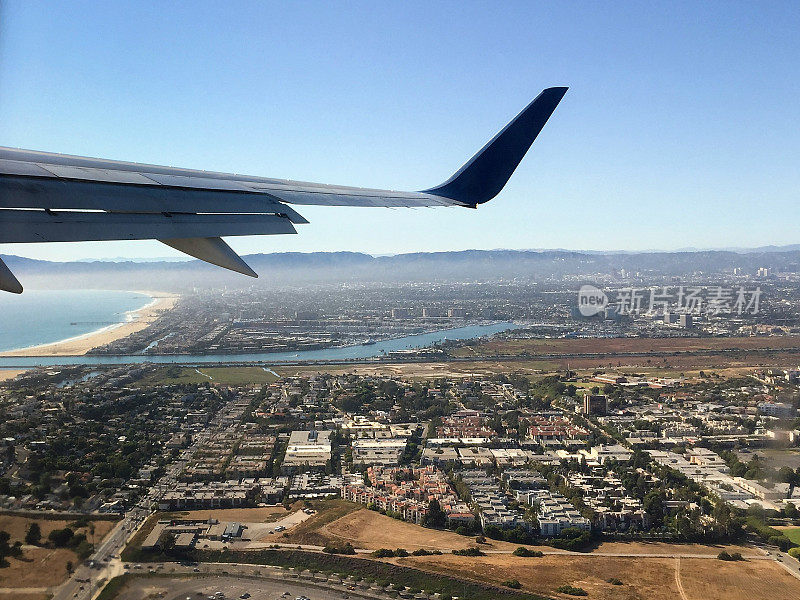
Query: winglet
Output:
[[0, 257, 23, 294], [424, 87, 568, 206], [159, 237, 258, 278]]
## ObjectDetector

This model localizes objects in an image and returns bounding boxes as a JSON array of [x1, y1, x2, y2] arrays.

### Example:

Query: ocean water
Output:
[[0, 290, 151, 352]]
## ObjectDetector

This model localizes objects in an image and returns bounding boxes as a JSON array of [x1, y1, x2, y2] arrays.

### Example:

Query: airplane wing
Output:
[[0, 87, 567, 293]]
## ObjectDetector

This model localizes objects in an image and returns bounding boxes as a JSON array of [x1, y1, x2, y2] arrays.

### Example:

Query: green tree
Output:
[[25, 522, 41, 546], [48, 527, 74, 548], [643, 490, 665, 527], [422, 499, 447, 528], [158, 531, 175, 553], [778, 466, 797, 484]]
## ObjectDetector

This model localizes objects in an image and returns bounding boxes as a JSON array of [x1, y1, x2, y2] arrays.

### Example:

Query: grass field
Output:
[[780, 527, 800, 545], [138, 366, 279, 386], [0, 514, 117, 590]]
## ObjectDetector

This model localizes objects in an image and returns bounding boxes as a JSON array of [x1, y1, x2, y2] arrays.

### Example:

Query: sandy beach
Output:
[[0, 369, 26, 381], [0, 290, 179, 357]]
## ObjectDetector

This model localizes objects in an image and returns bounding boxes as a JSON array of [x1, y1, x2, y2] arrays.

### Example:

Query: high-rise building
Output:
[[679, 314, 693, 329], [583, 394, 608, 416]]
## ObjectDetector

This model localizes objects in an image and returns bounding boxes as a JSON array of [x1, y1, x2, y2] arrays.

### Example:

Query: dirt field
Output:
[[678, 557, 800, 600], [275, 361, 550, 380], [315, 507, 519, 551], [449, 335, 800, 371], [283, 503, 767, 560], [0, 545, 81, 589], [0, 514, 117, 543], [0, 514, 117, 590], [276, 354, 783, 382], [282, 500, 367, 546], [465, 335, 800, 357], [399, 553, 677, 600], [169, 507, 290, 523], [594, 540, 760, 557], [398, 553, 800, 600]]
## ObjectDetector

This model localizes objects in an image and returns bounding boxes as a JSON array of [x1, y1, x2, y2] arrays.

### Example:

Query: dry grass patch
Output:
[[399, 554, 679, 600], [0, 514, 116, 544], [0, 546, 80, 588], [0, 515, 117, 590], [315, 506, 538, 552], [595, 540, 760, 557], [280, 499, 362, 546], [398, 553, 800, 600], [468, 335, 800, 357], [678, 557, 800, 600]]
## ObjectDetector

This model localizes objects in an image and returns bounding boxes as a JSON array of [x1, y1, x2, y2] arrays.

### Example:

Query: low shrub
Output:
[[556, 584, 588, 596], [513, 547, 543, 557], [322, 542, 355, 555], [411, 548, 442, 556], [452, 547, 484, 556]]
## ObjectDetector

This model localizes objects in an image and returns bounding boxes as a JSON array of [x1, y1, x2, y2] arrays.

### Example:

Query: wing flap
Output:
[[159, 237, 257, 277], [0, 210, 296, 243], [0, 175, 308, 223], [0, 257, 22, 294]]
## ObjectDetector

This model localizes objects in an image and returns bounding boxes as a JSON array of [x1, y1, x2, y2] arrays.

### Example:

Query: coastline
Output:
[[0, 291, 179, 357]]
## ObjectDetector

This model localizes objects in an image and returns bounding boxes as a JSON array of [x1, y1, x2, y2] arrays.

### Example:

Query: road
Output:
[[51, 406, 219, 600]]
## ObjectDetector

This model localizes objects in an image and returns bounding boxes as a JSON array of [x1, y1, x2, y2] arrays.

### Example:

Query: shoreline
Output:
[[0, 290, 179, 357]]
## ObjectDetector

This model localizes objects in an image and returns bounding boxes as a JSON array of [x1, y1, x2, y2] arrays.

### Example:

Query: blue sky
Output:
[[1, 1, 799, 261]]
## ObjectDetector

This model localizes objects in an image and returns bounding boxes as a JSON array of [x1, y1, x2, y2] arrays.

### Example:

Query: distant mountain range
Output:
[[3, 246, 800, 291]]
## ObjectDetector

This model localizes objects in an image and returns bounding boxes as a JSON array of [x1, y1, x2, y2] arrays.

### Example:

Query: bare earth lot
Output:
[[170, 506, 290, 523]]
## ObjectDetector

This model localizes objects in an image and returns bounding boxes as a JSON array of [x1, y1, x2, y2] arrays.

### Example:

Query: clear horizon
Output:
[[2, 1, 799, 261], [7, 241, 800, 263]]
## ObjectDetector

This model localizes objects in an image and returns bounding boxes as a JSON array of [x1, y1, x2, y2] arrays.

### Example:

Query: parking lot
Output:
[[113, 575, 381, 600]]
